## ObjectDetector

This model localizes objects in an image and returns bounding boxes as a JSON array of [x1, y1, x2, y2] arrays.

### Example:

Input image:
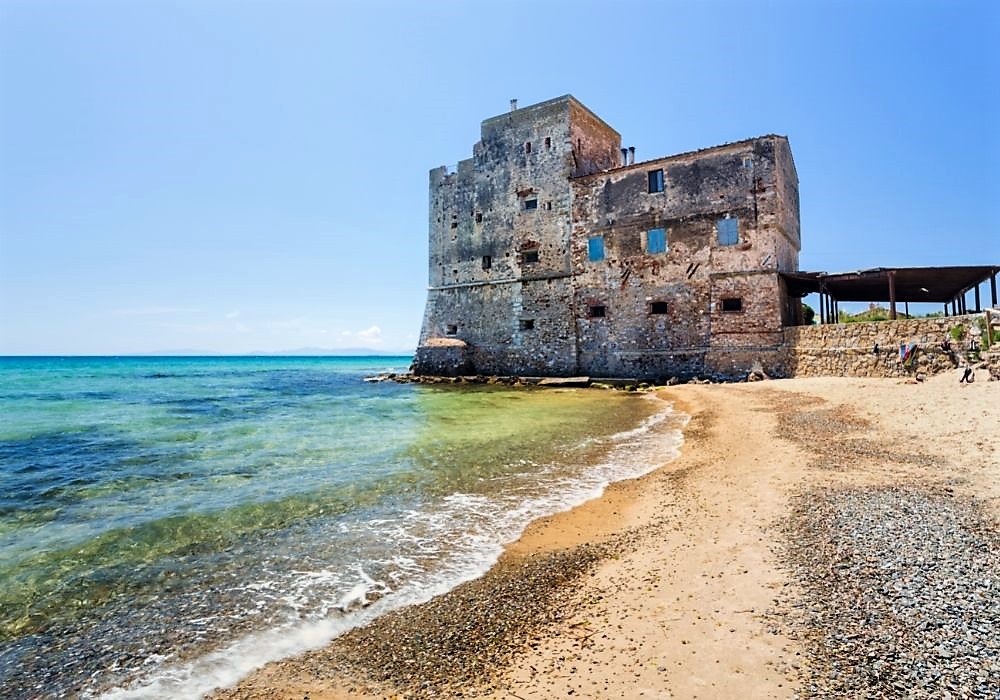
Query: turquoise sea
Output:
[[0, 356, 684, 699]]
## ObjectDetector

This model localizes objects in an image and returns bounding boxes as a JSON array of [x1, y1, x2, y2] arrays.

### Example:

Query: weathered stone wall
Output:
[[783, 314, 987, 378], [569, 136, 800, 380], [415, 96, 802, 380]]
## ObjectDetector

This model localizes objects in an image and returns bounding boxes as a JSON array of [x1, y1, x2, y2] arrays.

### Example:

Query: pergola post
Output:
[[975, 284, 981, 312], [992, 272, 997, 307], [943, 303, 949, 317], [888, 270, 897, 320]]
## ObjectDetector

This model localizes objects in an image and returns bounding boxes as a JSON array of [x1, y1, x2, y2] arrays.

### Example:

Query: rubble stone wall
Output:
[[783, 314, 988, 378]]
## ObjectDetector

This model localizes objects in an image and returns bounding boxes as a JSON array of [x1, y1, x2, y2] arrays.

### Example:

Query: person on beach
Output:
[[960, 365, 975, 383]]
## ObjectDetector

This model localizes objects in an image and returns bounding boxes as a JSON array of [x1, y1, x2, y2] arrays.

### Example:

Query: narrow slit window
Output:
[[521, 249, 539, 264], [475, 212, 483, 223], [524, 198, 538, 210], [525, 141, 532, 154], [646, 228, 667, 254], [544, 137, 551, 149], [717, 218, 739, 245], [519, 319, 535, 331], [587, 236, 605, 262], [721, 297, 743, 312], [648, 169, 664, 193], [482, 255, 492, 270], [589, 305, 606, 318], [650, 301, 669, 315]]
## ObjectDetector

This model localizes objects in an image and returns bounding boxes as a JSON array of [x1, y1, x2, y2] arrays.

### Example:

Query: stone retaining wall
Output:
[[783, 314, 989, 378]]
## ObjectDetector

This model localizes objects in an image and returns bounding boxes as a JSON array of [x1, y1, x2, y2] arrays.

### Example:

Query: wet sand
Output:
[[213, 371, 1000, 699]]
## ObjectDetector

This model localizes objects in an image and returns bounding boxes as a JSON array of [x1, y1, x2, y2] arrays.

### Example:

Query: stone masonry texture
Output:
[[414, 95, 802, 380]]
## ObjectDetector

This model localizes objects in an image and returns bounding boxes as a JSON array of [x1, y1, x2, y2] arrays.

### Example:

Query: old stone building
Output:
[[413, 95, 801, 380]]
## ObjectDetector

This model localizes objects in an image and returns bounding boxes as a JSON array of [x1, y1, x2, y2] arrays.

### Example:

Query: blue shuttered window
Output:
[[717, 218, 739, 245], [646, 228, 666, 254], [587, 236, 605, 262], [648, 169, 664, 193]]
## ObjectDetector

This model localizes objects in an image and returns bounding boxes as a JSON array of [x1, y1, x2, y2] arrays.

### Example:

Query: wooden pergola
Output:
[[782, 266, 1000, 324]]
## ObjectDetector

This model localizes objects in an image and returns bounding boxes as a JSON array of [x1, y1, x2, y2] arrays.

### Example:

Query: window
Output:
[[646, 228, 667, 254], [721, 297, 743, 312], [524, 198, 538, 210], [717, 218, 739, 245], [544, 137, 551, 149], [589, 305, 606, 318], [482, 255, 492, 270], [525, 141, 532, 153], [521, 249, 539, 264], [650, 301, 669, 315], [648, 169, 664, 193], [545, 201, 552, 211], [587, 236, 605, 262], [519, 319, 535, 331], [450, 222, 458, 229], [475, 212, 483, 223], [742, 156, 753, 169], [446, 324, 458, 335]]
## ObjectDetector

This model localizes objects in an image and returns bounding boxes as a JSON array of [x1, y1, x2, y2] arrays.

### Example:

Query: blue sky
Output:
[[1, 0, 997, 354]]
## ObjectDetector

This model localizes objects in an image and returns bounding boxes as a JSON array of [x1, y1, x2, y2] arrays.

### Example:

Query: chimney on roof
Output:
[[621, 148, 628, 166], [510, 98, 518, 112], [628, 146, 635, 165]]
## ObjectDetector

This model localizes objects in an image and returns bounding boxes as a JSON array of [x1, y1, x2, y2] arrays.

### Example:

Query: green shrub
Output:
[[949, 325, 966, 341]]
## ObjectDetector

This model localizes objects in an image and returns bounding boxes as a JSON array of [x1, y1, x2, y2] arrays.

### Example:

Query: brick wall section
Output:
[[782, 314, 988, 378]]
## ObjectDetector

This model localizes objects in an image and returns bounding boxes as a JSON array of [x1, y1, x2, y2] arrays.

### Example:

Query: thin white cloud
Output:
[[357, 325, 382, 342], [225, 310, 240, 319]]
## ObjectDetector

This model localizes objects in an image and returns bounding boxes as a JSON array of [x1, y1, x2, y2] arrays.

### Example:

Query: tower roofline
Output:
[[481, 94, 621, 138]]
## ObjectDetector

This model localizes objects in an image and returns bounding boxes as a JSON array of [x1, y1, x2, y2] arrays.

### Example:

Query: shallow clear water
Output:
[[0, 356, 683, 699]]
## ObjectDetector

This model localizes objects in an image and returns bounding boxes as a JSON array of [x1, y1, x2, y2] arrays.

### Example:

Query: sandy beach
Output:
[[214, 371, 1000, 699]]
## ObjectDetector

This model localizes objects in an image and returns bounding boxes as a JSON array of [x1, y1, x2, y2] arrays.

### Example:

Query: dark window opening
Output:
[[544, 137, 551, 149], [524, 198, 538, 210], [650, 301, 669, 315], [519, 319, 535, 331], [589, 305, 606, 318], [450, 222, 458, 229], [521, 249, 539, 264], [545, 201, 552, 211], [648, 169, 664, 193], [525, 141, 531, 153], [446, 324, 458, 335], [721, 297, 743, 312], [743, 156, 753, 169], [475, 212, 483, 223], [482, 255, 492, 270]]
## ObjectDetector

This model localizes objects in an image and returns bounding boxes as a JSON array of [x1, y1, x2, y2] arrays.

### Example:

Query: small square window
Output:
[[589, 305, 606, 318], [482, 255, 492, 270], [646, 228, 667, 254], [721, 297, 743, 312], [524, 198, 538, 210], [648, 169, 664, 193], [717, 218, 739, 245], [521, 249, 539, 264], [519, 319, 535, 331], [587, 236, 605, 262], [450, 222, 458, 229], [650, 301, 669, 315], [475, 212, 483, 223], [446, 324, 458, 335]]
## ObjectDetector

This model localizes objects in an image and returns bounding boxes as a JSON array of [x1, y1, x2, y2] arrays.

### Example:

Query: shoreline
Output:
[[214, 374, 999, 699]]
